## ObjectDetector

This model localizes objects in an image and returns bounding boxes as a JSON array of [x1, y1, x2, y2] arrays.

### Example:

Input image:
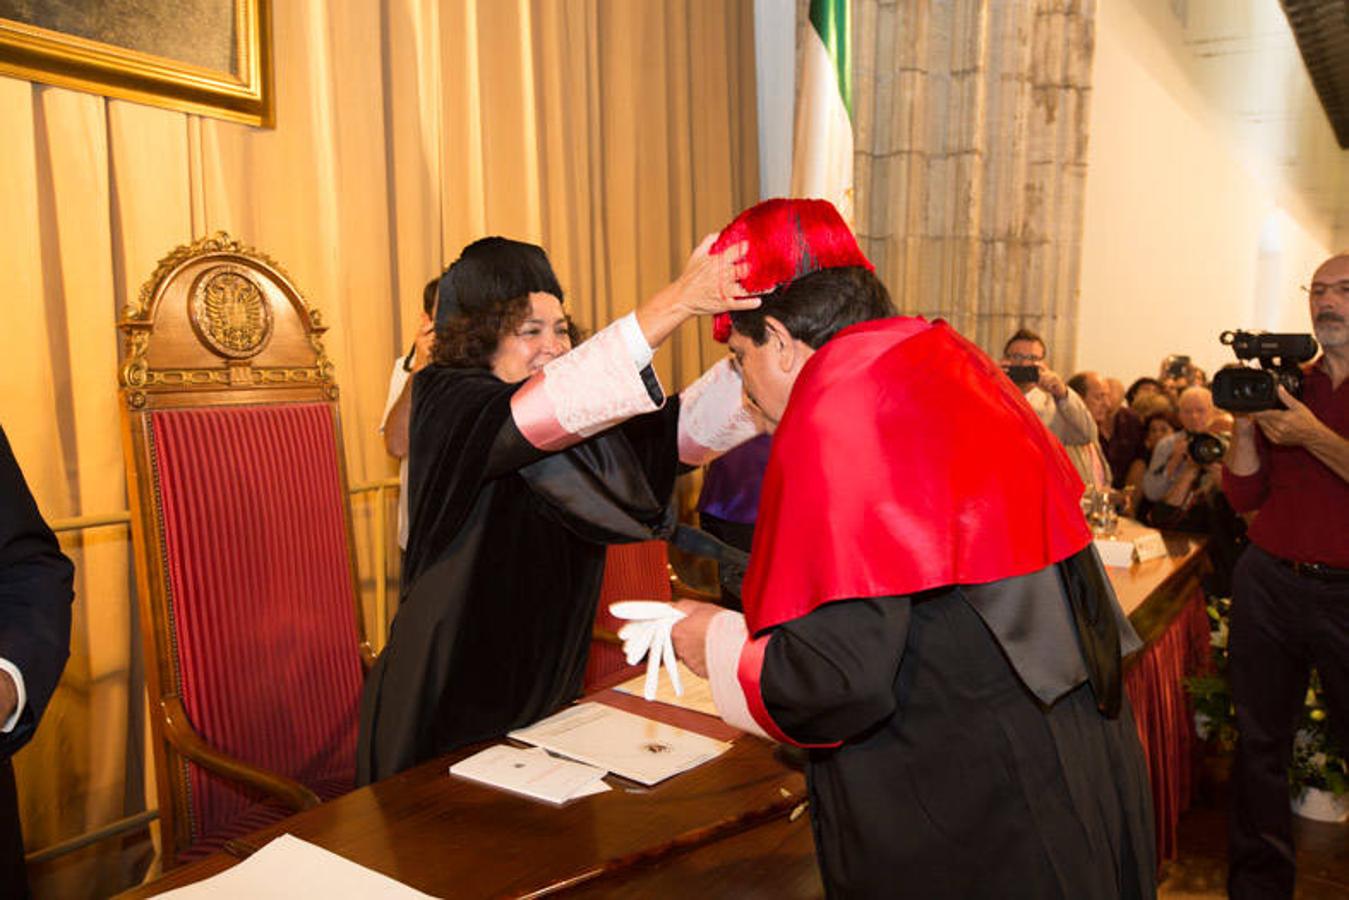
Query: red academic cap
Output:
[[710, 198, 873, 342]]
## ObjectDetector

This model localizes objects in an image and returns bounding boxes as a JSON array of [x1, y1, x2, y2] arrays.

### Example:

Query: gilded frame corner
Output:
[[0, 0, 273, 128]]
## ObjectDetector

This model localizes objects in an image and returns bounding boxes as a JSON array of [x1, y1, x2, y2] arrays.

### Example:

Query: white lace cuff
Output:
[[0, 658, 27, 733], [706, 611, 769, 739], [511, 318, 666, 450], [678, 358, 759, 465]]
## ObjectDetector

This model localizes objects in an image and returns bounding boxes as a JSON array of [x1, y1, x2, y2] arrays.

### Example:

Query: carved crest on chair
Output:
[[121, 232, 337, 408], [190, 266, 274, 358]]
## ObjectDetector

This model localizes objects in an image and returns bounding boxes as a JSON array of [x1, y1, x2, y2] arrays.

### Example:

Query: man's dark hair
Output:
[[1003, 327, 1045, 357], [431, 237, 579, 369], [1125, 376, 1164, 406], [730, 266, 895, 349], [1067, 372, 1090, 399], [422, 277, 439, 315]]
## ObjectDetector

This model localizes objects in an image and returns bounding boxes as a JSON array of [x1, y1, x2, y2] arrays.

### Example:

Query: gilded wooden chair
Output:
[[118, 233, 373, 867]]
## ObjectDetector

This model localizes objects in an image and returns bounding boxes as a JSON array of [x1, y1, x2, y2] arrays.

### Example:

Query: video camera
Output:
[[1211, 330, 1318, 412]]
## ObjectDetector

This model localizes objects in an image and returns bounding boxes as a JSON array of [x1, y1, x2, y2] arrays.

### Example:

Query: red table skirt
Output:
[[1123, 589, 1211, 862]]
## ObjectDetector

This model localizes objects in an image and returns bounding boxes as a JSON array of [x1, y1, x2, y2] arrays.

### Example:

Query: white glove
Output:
[[609, 601, 687, 700]]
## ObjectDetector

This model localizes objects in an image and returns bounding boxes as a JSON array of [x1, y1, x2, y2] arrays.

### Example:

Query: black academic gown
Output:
[[757, 555, 1156, 900], [357, 366, 681, 784], [0, 426, 74, 896]]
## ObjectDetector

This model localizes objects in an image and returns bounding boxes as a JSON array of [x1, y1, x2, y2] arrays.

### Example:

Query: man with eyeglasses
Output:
[[1222, 252, 1349, 899], [1001, 328, 1104, 487]]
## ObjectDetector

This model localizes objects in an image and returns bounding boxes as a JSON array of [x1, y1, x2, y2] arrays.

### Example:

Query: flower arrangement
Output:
[[1184, 594, 1348, 799], [1290, 672, 1349, 797]]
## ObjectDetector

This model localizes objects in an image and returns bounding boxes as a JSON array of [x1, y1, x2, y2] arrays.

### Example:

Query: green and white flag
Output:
[[790, 0, 854, 223]]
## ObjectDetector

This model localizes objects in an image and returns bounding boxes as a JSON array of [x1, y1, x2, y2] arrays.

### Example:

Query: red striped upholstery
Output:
[[584, 541, 672, 688], [149, 405, 363, 846]]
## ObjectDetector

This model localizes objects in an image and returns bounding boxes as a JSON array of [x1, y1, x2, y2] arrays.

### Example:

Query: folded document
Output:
[[509, 702, 730, 786], [449, 745, 610, 805], [151, 833, 433, 899]]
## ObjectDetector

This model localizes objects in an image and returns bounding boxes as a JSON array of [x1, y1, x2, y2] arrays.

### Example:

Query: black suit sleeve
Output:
[[759, 597, 909, 746], [0, 426, 73, 757]]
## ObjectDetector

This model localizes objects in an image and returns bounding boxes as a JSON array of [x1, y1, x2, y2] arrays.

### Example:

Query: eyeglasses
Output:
[[1005, 352, 1044, 363], [1301, 281, 1349, 299]]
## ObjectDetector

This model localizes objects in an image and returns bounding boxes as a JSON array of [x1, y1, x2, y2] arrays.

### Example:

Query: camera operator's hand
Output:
[[1253, 386, 1328, 448], [411, 313, 436, 373], [1038, 366, 1068, 400], [1165, 437, 1189, 478]]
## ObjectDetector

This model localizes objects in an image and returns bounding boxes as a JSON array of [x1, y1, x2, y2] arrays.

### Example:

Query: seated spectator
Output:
[[1069, 371, 1144, 491], [1142, 386, 1244, 592], [1125, 376, 1164, 409], [1105, 376, 1126, 413], [1125, 408, 1179, 522], [1001, 329, 1104, 488]]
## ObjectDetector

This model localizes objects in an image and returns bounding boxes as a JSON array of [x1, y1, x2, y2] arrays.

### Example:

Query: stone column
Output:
[[853, 0, 1096, 366]]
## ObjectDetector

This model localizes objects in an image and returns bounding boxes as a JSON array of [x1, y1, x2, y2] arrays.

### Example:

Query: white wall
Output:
[[1076, 0, 1343, 384], [754, 0, 796, 200]]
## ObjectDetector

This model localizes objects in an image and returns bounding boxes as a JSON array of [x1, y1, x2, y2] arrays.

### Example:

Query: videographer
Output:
[[1222, 253, 1349, 899]]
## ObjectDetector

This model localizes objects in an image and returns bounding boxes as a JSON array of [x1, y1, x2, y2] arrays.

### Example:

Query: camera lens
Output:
[[1188, 432, 1227, 465]]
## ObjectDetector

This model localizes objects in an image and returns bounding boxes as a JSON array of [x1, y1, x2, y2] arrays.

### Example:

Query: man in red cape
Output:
[[673, 199, 1156, 899]]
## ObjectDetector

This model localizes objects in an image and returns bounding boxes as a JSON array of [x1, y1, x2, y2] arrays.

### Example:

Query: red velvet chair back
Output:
[[119, 234, 370, 866], [584, 540, 672, 689]]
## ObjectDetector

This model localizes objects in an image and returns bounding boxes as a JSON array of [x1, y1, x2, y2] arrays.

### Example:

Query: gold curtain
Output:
[[0, 2, 757, 895], [852, 0, 1096, 367]]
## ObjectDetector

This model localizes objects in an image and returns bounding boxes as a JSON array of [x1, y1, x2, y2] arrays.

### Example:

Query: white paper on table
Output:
[[150, 833, 434, 899], [509, 702, 730, 786], [449, 744, 610, 805], [614, 662, 719, 717]]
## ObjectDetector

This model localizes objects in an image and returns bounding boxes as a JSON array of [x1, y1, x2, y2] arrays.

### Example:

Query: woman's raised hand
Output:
[[671, 234, 759, 316], [635, 234, 760, 349]]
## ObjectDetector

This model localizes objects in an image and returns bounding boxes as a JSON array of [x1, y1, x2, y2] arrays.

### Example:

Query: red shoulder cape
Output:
[[741, 317, 1090, 634]]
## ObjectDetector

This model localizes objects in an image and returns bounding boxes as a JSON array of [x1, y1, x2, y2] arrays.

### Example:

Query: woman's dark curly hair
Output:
[[431, 237, 581, 369]]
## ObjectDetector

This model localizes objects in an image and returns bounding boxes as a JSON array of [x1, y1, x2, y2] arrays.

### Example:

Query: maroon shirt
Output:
[[1223, 360, 1349, 567]]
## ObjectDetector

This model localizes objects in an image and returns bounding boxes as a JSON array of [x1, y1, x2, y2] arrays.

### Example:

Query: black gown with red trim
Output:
[[738, 318, 1156, 899], [356, 365, 680, 783]]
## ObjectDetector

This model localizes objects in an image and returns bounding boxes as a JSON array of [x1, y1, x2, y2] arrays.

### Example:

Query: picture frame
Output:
[[0, 0, 273, 128]]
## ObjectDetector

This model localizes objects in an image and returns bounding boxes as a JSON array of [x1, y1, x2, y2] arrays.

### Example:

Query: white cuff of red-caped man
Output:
[[510, 315, 665, 451], [0, 657, 27, 733], [704, 611, 769, 739], [678, 358, 758, 465]]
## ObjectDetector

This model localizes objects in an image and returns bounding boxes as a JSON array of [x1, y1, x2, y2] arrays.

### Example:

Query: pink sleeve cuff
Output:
[[510, 319, 665, 451], [678, 358, 759, 465]]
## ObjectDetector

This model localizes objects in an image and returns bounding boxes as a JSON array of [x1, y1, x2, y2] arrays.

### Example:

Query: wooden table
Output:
[[1101, 518, 1207, 637], [120, 527, 1207, 898], [117, 690, 810, 899]]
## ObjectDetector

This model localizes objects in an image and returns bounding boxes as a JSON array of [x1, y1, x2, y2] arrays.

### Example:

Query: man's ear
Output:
[[763, 316, 796, 372]]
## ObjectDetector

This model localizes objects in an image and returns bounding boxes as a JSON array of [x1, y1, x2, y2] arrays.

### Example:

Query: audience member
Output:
[[380, 278, 440, 550], [1070, 371, 1144, 491], [1125, 409, 1179, 521], [1, 425, 74, 896], [1125, 377, 1165, 409], [1105, 376, 1126, 413], [1002, 329, 1104, 488]]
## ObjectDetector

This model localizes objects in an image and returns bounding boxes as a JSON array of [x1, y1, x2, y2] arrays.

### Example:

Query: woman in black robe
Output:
[[357, 235, 758, 783]]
